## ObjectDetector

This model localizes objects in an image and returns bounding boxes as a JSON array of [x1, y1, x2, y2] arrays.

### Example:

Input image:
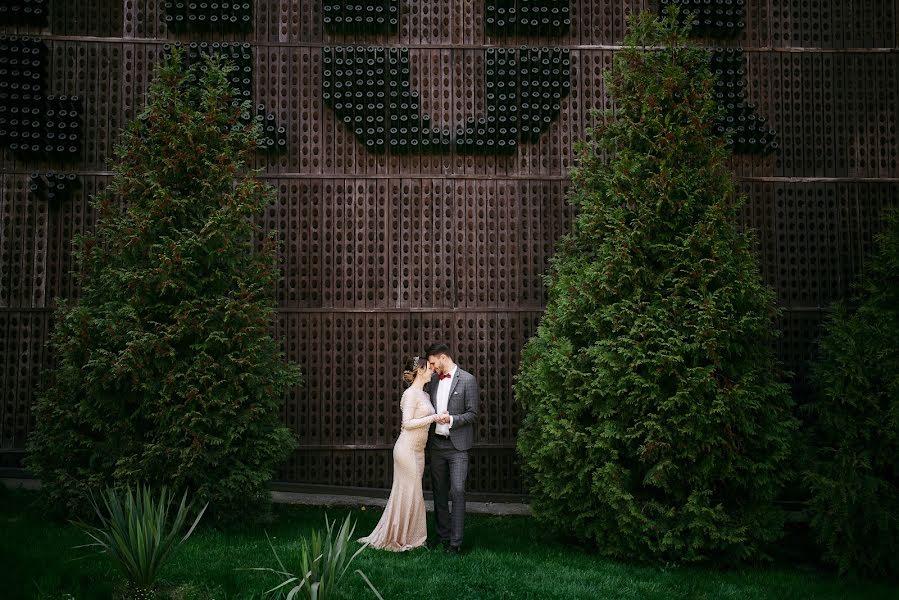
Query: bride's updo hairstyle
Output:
[[402, 356, 428, 384]]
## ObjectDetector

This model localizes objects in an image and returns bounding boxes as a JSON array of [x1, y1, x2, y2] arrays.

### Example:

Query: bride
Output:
[[358, 356, 446, 551]]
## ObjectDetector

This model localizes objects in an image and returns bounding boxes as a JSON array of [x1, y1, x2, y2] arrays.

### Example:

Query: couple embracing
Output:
[[358, 343, 479, 554]]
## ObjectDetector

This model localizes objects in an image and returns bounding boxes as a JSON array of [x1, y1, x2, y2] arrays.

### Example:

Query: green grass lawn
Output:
[[0, 487, 894, 600]]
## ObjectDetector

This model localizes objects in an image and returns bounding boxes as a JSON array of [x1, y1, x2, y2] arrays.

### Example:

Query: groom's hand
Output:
[[436, 412, 450, 424]]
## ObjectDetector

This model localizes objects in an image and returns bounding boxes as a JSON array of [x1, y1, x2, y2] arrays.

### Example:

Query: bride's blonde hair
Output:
[[402, 356, 428, 384]]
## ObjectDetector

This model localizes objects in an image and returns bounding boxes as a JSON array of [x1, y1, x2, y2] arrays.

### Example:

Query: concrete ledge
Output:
[[270, 481, 529, 505], [1, 477, 40, 491], [2, 478, 531, 516], [271, 490, 531, 516]]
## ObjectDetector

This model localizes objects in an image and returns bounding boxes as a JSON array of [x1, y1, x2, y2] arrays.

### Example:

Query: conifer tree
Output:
[[26, 49, 301, 524], [804, 206, 899, 578], [514, 8, 797, 563]]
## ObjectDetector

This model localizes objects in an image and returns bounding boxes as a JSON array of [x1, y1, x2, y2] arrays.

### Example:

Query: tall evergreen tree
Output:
[[513, 8, 797, 564], [26, 49, 301, 524], [804, 206, 899, 578]]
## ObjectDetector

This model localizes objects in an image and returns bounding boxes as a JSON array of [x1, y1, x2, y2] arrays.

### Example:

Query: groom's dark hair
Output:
[[425, 342, 452, 359]]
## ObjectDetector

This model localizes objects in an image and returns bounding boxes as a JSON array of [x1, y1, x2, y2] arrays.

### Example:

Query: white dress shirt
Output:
[[434, 364, 457, 436]]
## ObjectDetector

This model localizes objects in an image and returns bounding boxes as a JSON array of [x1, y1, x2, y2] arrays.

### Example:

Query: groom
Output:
[[425, 342, 479, 554]]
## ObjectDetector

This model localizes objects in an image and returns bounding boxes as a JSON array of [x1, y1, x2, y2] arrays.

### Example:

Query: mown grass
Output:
[[0, 486, 893, 600]]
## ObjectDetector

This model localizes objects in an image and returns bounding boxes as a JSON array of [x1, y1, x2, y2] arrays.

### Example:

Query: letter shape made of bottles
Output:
[[661, 0, 778, 155], [322, 0, 572, 155], [0, 34, 84, 160]]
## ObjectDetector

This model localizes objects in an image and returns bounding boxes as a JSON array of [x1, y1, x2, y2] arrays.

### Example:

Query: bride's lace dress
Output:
[[358, 387, 436, 551]]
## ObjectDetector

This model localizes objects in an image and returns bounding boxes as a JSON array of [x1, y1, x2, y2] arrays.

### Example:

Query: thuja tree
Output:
[[26, 49, 301, 524], [514, 8, 797, 564], [803, 207, 899, 578]]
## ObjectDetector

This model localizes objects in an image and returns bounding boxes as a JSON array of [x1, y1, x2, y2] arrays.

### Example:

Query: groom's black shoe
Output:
[[429, 539, 450, 550], [446, 544, 463, 555]]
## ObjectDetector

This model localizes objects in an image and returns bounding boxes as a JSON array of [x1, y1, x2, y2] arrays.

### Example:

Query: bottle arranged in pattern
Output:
[[0, 36, 83, 157], [323, 45, 449, 154], [515, 46, 570, 145], [660, 0, 745, 38], [0, 95, 82, 156], [323, 44, 570, 155], [0, 0, 49, 27], [323, 0, 400, 35], [163, 1, 253, 33], [709, 47, 777, 154], [43, 95, 83, 155], [28, 172, 80, 202], [0, 35, 47, 95], [485, 1, 572, 37]]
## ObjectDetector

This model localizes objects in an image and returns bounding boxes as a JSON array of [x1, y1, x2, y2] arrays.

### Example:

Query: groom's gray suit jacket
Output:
[[426, 368, 479, 452]]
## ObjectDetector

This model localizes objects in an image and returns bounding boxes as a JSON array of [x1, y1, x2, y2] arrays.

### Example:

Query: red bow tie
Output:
[[439, 373, 452, 380]]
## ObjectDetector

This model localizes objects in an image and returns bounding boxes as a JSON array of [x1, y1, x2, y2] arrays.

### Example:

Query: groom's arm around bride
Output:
[[434, 371, 479, 441]]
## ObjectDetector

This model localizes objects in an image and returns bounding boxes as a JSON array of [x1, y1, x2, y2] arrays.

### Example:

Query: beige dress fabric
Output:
[[358, 387, 436, 551]]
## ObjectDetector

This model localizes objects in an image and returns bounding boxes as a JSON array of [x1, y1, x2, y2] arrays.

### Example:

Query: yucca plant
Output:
[[244, 513, 383, 600], [71, 484, 208, 598]]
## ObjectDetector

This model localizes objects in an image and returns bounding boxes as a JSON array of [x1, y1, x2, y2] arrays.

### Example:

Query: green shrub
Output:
[[244, 513, 383, 600], [72, 484, 207, 598], [513, 7, 797, 564], [25, 48, 301, 525], [804, 207, 899, 578]]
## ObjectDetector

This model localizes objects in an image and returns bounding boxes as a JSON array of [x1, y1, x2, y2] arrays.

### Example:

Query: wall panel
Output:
[[1, 2, 898, 496]]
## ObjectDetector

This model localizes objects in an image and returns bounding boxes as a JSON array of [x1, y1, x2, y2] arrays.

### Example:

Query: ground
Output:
[[0, 487, 894, 599]]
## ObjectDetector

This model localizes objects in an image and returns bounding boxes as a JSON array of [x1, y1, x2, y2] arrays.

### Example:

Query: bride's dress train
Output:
[[358, 387, 436, 551]]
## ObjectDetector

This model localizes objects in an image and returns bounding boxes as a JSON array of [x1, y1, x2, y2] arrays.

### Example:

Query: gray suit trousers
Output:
[[429, 435, 468, 547]]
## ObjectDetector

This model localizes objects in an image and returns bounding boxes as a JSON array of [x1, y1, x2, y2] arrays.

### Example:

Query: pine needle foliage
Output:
[[804, 206, 899, 579], [26, 49, 301, 525], [513, 8, 797, 564]]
